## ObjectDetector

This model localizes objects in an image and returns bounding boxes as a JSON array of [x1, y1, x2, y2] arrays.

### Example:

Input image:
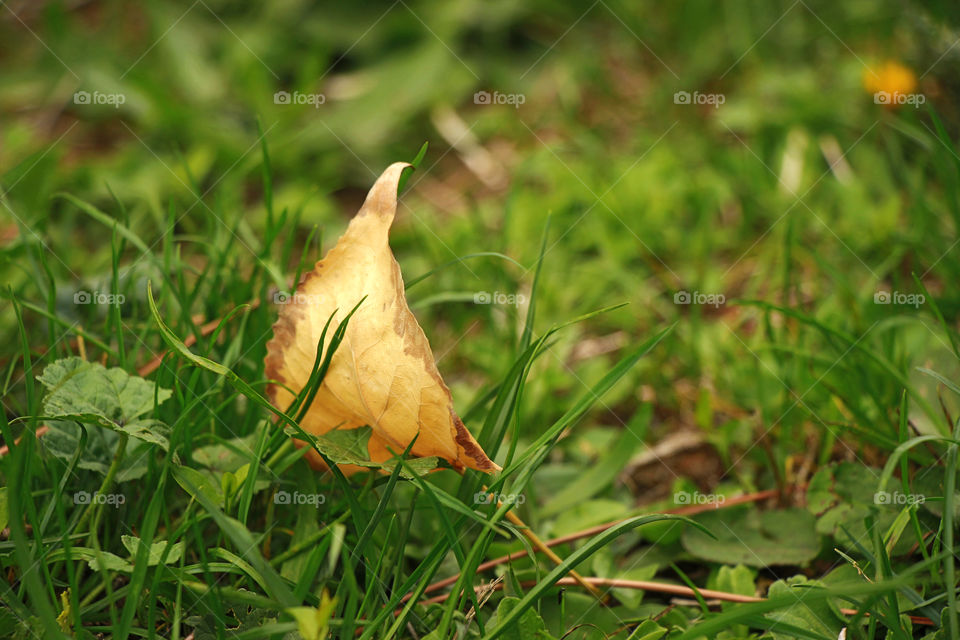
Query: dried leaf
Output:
[[265, 163, 498, 473]]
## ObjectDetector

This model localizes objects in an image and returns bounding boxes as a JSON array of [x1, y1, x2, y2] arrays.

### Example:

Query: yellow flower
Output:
[[863, 61, 918, 108]]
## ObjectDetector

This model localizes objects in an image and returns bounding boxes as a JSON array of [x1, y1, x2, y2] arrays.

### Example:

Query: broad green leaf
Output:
[[120, 536, 184, 566], [38, 357, 171, 449], [312, 427, 371, 463], [682, 508, 819, 567], [711, 564, 757, 618], [191, 435, 259, 472], [42, 420, 149, 481], [185, 606, 281, 640], [711, 564, 756, 599], [807, 462, 879, 515], [496, 596, 556, 640], [676, 577, 910, 639], [59, 548, 135, 572], [55, 540, 183, 572], [764, 575, 845, 640], [807, 462, 926, 554]]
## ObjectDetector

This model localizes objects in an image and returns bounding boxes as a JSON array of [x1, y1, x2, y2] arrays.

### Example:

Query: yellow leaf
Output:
[[265, 163, 499, 474], [286, 591, 336, 640], [57, 589, 71, 632]]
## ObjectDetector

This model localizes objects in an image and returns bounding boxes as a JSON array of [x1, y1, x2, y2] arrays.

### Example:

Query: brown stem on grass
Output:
[[0, 425, 49, 457], [471, 483, 605, 602], [500, 503, 605, 600], [422, 575, 764, 606], [411, 487, 786, 601], [410, 576, 935, 627]]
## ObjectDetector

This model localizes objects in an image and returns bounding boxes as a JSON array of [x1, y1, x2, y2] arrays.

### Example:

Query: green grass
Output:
[[3, 1, 960, 638]]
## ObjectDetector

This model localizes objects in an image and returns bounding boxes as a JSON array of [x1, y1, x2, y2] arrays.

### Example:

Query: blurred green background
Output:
[[3, 0, 960, 508], [7, 1, 960, 637]]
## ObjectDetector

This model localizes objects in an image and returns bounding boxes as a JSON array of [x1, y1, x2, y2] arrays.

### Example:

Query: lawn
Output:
[[2, 1, 960, 638]]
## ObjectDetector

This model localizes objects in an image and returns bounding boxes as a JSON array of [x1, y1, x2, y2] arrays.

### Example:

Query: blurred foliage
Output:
[[3, 1, 960, 637]]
